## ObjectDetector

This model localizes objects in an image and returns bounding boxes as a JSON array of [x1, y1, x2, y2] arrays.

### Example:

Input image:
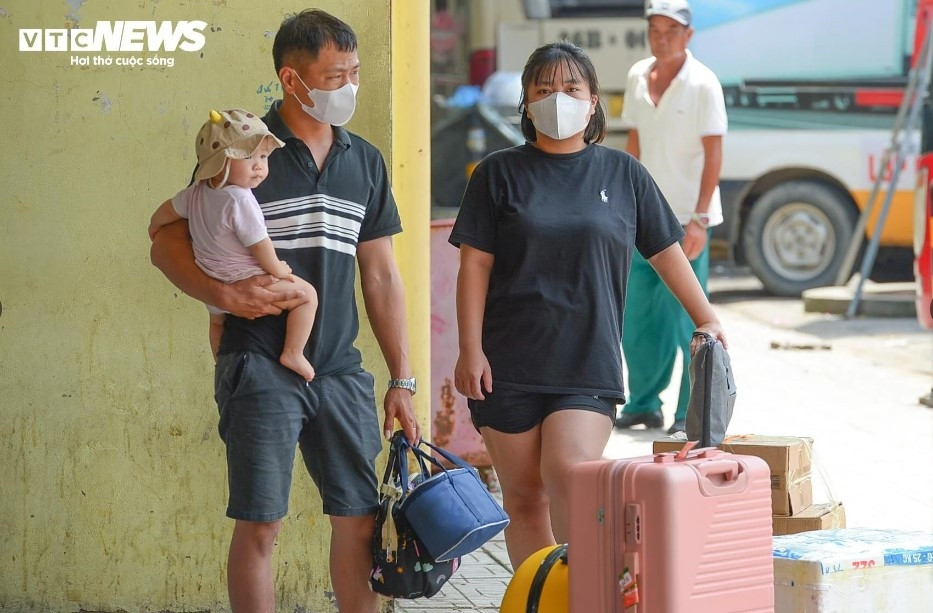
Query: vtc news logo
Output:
[[19, 21, 207, 53]]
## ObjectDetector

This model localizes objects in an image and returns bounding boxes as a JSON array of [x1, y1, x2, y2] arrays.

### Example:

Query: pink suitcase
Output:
[[569, 445, 774, 612]]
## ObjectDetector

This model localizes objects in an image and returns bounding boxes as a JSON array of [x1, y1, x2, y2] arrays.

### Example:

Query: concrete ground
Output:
[[396, 268, 933, 612]]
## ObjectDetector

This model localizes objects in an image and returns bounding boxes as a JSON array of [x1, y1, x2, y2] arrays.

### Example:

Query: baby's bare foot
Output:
[[280, 350, 315, 382]]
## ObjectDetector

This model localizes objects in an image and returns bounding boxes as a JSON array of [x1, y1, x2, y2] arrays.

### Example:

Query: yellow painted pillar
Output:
[[390, 0, 432, 436], [0, 1, 399, 611]]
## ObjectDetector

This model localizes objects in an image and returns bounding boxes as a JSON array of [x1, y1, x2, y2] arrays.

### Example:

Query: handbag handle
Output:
[[391, 432, 477, 493], [393, 432, 435, 496], [381, 433, 402, 487], [392, 432, 414, 496], [414, 438, 475, 472], [386, 431, 427, 497]]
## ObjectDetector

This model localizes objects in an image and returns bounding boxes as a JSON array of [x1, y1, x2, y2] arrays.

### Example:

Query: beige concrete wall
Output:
[[0, 0, 426, 610]]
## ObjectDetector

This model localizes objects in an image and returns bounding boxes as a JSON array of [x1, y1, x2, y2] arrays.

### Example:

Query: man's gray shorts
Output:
[[214, 351, 382, 521]]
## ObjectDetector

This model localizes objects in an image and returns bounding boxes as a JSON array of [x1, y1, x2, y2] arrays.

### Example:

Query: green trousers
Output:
[[621, 236, 710, 420]]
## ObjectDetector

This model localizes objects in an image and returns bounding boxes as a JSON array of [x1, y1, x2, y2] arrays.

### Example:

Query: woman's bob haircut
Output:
[[518, 40, 607, 144]]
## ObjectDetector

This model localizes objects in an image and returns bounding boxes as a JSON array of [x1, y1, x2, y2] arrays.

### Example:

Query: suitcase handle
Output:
[[698, 459, 739, 483], [672, 441, 720, 462], [674, 441, 700, 460], [693, 459, 750, 495]]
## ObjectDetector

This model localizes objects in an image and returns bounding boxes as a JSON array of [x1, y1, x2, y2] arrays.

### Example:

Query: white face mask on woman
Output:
[[293, 73, 359, 126], [526, 92, 592, 140]]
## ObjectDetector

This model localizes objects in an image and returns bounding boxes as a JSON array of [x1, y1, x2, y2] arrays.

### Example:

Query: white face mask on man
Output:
[[526, 92, 593, 141], [293, 72, 359, 126]]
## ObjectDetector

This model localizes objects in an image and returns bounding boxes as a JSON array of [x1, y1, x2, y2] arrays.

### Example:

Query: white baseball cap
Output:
[[645, 0, 692, 27]]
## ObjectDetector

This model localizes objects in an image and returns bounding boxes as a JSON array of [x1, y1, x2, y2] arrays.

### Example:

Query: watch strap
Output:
[[388, 377, 416, 394], [691, 212, 710, 230]]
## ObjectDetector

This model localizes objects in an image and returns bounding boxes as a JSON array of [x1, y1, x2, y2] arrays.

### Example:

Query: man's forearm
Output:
[[695, 163, 719, 214], [150, 219, 224, 308], [695, 136, 723, 214], [361, 269, 411, 379]]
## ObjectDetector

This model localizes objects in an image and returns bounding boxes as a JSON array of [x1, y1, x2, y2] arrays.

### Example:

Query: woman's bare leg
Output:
[[540, 409, 613, 542], [480, 425, 553, 569]]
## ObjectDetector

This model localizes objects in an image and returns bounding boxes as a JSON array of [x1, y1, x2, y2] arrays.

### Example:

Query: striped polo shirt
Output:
[[218, 100, 402, 375]]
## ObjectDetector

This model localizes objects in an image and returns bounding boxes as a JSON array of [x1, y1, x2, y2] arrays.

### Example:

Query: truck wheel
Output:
[[742, 181, 857, 296]]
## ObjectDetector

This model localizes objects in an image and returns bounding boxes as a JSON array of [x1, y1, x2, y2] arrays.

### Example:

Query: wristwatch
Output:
[[690, 212, 711, 230], [388, 377, 417, 395]]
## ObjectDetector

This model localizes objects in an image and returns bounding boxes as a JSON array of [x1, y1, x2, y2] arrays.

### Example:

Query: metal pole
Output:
[[835, 20, 933, 287], [847, 24, 933, 317]]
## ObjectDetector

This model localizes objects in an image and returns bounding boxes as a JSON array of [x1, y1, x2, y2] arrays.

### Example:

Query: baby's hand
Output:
[[272, 261, 292, 278]]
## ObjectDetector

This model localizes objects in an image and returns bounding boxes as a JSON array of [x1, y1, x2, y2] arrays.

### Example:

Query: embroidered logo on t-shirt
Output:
[[600, 189, 609, 203]]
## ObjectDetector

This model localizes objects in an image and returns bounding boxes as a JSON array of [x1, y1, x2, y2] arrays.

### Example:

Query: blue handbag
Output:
[[397, 436, 510, 563]]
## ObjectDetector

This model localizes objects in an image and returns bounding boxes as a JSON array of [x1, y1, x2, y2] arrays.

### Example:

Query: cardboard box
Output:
[[781, 474, 813, 517], [773, 528, 933, 612], [653, 435, 813, 515], [773, 502, 846, 536]]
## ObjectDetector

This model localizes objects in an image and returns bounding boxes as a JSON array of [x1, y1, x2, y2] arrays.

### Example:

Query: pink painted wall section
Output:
[[430, 218, 491, 467]]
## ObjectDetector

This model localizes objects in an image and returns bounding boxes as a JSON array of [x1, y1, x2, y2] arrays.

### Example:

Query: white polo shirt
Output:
[[622, 50, 727, 226]]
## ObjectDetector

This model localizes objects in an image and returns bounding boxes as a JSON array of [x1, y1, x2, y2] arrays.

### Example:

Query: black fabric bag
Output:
[[369, 432, 460, 599], [686, 331, 737, 447]]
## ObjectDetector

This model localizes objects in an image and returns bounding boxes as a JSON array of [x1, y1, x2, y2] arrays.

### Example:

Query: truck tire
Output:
[[742, 181, 857, 296]]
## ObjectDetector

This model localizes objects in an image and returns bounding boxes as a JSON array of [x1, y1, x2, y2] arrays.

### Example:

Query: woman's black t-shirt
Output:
[[449, 143, 683, 400]]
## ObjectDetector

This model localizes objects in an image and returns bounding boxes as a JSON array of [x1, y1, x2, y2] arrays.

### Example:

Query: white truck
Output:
[[691, 0, 918, 294], [691, 0, 913, 113]]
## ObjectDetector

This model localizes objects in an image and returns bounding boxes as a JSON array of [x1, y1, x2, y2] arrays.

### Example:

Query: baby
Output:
[[149, 108, 317, 381]]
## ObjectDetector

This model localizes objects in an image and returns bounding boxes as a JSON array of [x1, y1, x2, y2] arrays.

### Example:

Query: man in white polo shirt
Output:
[[615, 0, 727, 434]]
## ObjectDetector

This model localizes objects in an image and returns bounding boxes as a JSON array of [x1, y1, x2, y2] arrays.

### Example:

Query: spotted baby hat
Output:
[[194, 108, 284, 182]]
